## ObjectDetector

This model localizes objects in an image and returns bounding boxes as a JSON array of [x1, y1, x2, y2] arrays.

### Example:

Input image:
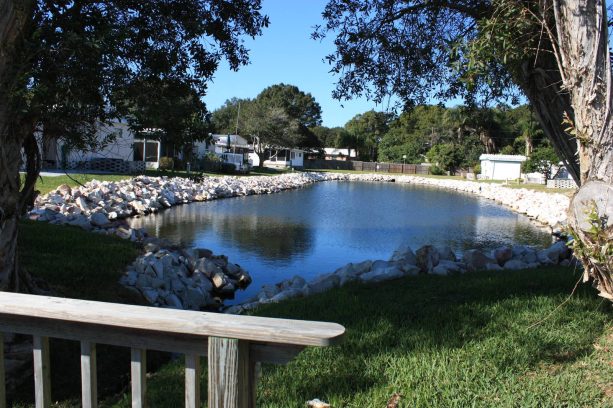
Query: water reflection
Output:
[[131, 204, 313, 264], [130, 181, 553, 303]]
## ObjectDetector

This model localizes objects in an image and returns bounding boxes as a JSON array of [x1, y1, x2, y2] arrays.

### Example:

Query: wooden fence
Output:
[[303, 159, 431, 175], [0, 292, 345, 408]]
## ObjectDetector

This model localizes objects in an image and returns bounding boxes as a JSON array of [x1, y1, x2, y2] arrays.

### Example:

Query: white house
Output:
[[479, 154, 526, 180], [41, 120, 159, 172], [192, 134, 251, 171], [262, 148, 304, 168], [323, 148, 357, 161]]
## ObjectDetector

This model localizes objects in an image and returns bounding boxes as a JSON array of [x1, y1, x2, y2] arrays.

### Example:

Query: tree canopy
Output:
[[0, 0, 269, 290], [314, 0, 580, 183], [211, 83, 322, 151]]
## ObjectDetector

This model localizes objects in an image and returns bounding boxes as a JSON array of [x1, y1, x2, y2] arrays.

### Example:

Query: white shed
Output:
[[479, 154, 526, 180]]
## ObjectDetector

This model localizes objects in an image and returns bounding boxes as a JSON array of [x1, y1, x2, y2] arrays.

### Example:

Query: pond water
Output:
[[129, 181, 553, 303]]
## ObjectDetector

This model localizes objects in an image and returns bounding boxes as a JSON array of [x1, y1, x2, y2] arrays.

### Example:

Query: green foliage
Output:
[[113, 78, 211, 152], [378, 104, 539, 166], [500, 145, 516, 155], [212, 84, 322, 151], [311, 126, 351, 148], [10, 1, 269, 153], [256, 84, 322, 128], [158, 156, 174, 171], [219, 162, 236, 174], [427, 143, 463, 172], [522, 146, 559, 179], [429, 164, 445, 175], [344, 110, 393, 161]]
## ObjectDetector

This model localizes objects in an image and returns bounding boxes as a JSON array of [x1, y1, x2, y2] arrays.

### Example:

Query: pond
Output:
[[129, 181, 553, 303]]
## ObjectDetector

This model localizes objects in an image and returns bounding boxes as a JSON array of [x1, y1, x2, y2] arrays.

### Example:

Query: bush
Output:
[[219, 162, 236, 174], [159, 156, 174, 171], [429, 164, 444, 175], [473, 163, 481, 174]]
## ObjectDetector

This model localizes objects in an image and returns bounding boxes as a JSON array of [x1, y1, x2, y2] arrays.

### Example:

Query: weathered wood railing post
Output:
[[131, 348, 147, 407], [33, 335, 51, 408], [208, 337, 252, 408], [80, 341, 97, 408], [185, 354, 201, 408]]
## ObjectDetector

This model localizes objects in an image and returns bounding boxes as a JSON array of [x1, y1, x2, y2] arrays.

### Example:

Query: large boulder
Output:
[[195, 258, 223, 278], [306, 274, 340, 295], [90, 212, 110, 227], [416, 245, 440, 273], [270, 288, 304, 303], [436, 245, 457, 262], [360, 261, 404, 283], [432, 260, 465, 276], [334, 263, 359, 286], [538, 241, 571, 264], [462, 249, 497, 272], [493, 246, 513, 266], [390, 244, 417, 265]]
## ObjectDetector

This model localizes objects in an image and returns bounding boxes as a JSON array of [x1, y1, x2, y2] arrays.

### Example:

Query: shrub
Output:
[[219, 162, 236, 174], [473, 163, 481, 174], [159, 156, 174, 171], [429, 164, 444, 175]]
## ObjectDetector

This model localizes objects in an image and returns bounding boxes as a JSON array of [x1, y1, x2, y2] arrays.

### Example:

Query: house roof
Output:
[[324, 148, 357, 157], [212, 134, 250, 148], [479, 154, 526, 162]]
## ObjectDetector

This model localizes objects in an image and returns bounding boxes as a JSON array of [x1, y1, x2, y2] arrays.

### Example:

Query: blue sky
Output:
[[202, 0, 391, 128]]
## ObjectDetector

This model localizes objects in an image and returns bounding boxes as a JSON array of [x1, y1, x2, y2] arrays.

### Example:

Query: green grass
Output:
[[104, 267, 612, 408], [22, 173, 132, 195], [25, 167, 289, 197], [19, 220, 140, 302]]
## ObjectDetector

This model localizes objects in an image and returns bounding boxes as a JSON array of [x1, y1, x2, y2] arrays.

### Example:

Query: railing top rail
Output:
[[0, 293, 345, 346]]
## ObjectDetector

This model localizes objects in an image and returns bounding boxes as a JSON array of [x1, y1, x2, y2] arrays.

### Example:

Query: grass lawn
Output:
[[103, 267, 612, 408], [22, 173, 132, 195], [23, 166, 290, 196], [19, 220, 140, 302]]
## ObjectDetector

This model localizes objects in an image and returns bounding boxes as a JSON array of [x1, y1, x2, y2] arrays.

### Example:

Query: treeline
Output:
[[311, 105, 557, 173], [211, 84, 557, 173]]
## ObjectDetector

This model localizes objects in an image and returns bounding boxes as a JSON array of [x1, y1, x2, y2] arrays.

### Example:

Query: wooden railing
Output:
[[0, 293, 345, 408]]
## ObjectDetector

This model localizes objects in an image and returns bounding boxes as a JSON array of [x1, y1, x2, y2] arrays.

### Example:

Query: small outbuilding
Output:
[[479, 154, 526, 180]]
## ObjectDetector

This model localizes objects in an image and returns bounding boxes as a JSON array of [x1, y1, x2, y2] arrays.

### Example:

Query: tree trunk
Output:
[[516, 57, 581, 185], [0, 0, 37, 292], [551, 0, 613, 299]]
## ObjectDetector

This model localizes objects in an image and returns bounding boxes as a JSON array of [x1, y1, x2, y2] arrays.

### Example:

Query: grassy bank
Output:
[[104, 267, 612, 407], [19, 220, 140, 302], [12, 221, 152, 406]]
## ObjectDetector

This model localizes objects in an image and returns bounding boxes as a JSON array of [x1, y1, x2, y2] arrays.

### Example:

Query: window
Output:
[[291, 152, 295, 159]]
